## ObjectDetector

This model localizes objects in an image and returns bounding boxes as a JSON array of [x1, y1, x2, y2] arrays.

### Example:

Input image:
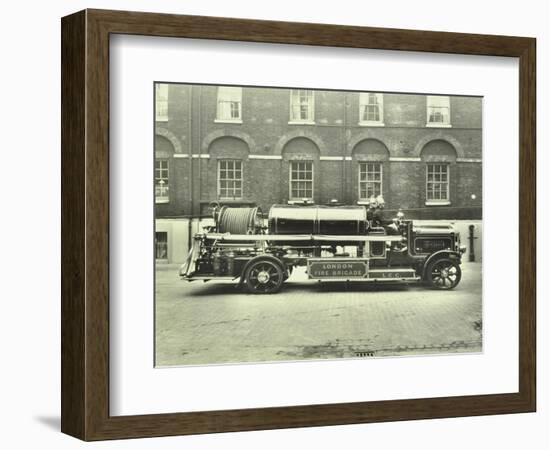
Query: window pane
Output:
[[427, 164, 449, 201], [427, 96, 450, 124], [218, 160, 243, 198], [359, 93, 383, 123], [155, 84, 169, 120], [217, 87, 242, 120], [218, 87, 242, 101], [155, 232, 168, 259], [427, 96, 449, 107], [359, 162, 382, 200], [290, 161, 314, 199], [290, 90, 313, 122], [155, 158, 169, 202]]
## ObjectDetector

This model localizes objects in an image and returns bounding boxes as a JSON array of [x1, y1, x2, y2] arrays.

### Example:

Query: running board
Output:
[[182, 275, 238, 282], [367, 268, 419, 282]]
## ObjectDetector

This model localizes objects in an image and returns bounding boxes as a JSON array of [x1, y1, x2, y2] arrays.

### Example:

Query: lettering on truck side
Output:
[[321, 263, 354, 270]]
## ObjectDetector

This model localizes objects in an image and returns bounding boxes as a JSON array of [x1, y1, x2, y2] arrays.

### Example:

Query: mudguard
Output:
[[422, 250, 462, 280]]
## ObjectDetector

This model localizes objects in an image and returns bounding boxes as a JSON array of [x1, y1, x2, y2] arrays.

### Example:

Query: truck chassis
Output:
[[180, 221, 465, 294]]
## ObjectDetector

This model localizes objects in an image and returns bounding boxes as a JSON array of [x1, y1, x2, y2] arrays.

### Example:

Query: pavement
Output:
[[155, 262, 482, 366]]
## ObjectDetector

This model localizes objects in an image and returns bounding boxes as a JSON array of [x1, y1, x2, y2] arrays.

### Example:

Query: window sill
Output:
[[214, 119, 243, 124], [425, 201, 451, 206], [200, 199, 254, 205], [155, 117, 169, 122], [426, 123, 452, 128], [155, 198, 170, 204], [357, 200, 377, 205], [288, 121, 316, 125], [288, 199, 314, 204], [358, 121, 385, 127]]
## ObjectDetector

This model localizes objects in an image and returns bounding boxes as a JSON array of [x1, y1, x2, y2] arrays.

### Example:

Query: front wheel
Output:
[[244, 259, 284, 294], [426, 258, 462, 290]]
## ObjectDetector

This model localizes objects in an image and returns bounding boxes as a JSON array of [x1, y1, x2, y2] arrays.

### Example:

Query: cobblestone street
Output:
[[155, 263, 482, 366]]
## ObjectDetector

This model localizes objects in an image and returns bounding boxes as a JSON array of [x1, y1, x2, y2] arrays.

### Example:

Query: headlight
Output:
[[459, 245, 467, 254]]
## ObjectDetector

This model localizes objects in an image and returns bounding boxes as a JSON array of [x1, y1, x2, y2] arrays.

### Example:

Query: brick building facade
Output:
[[154, 84, 482, 263]]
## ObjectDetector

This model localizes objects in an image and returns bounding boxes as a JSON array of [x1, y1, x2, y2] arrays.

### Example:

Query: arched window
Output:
[[351, 139, 390, 204], [420, 139, 458, 205], [282, 137, 320, 202], [208, 136, 250, 201]]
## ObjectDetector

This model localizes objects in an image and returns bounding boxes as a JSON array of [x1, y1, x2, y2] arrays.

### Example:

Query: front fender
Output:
[[422, 250, 462, 280]]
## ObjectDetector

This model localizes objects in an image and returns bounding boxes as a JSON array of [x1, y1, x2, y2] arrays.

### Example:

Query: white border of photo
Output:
[[109, 35, 518, 416]]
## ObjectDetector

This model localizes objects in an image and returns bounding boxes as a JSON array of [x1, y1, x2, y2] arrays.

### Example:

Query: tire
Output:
[[244, 259, 284, 294], [426, 258, 462, 290]]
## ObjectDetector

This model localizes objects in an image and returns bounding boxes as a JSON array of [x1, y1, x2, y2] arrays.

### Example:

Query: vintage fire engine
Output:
[[179, 199, 467, 294]]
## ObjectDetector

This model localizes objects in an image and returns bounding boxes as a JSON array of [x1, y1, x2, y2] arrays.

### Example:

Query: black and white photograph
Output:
[[154, 83, 483, 367], [3, 0, 543, 446]]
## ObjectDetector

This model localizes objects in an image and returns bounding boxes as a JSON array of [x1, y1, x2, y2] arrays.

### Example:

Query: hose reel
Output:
[[216, 206, 263, 234]]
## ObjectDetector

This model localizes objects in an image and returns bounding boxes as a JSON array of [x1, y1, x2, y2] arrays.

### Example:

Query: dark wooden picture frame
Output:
[[61, 9, 536, 441]]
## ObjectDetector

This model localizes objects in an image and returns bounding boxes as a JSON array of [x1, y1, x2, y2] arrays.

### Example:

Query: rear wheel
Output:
[[426, 258, 461, 290], [244, 259, 284, 294]]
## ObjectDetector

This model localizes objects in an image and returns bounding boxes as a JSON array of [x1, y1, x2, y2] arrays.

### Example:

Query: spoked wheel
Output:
[[245, 259, 284, 294], [426, 258, 462, 290]]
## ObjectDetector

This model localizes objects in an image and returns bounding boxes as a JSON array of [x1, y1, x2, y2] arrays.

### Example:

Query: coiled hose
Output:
[[217, 206, 263, 234]]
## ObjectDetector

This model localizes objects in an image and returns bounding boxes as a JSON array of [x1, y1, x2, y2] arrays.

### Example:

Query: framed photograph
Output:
[[61, 9, 536, 440]]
